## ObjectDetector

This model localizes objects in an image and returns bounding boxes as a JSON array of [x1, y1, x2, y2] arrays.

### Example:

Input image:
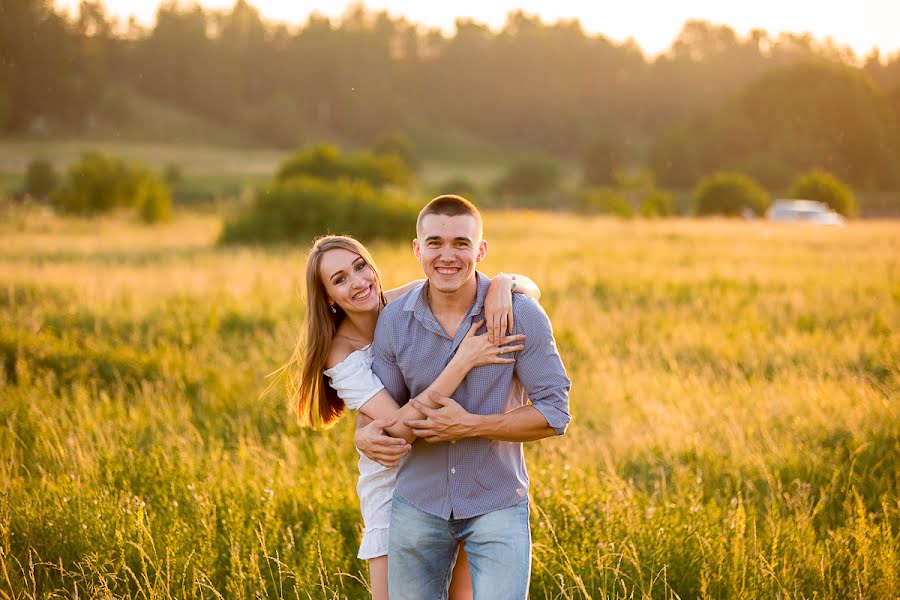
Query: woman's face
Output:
[[318, 248, 381, 315]]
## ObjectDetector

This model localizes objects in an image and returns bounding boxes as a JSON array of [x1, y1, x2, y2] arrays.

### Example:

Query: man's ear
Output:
[[413, 238, 421, 260], [475, 239, 488, 263]]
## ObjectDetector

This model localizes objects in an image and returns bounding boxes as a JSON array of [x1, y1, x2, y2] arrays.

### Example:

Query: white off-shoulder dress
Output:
[[323, 344, 396, 559]]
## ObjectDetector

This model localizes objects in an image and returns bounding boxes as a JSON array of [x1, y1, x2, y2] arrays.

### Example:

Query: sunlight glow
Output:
[[56, 0, 900, 58]]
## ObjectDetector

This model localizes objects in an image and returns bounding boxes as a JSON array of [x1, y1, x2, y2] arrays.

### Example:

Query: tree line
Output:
[[3, 0, 900, 194]]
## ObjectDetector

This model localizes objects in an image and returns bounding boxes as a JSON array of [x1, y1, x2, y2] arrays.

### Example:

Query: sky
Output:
[[56, 0, 900, 59]]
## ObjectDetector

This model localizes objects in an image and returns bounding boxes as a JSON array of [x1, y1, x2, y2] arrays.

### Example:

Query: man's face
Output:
[[414, 213, 487, 294]]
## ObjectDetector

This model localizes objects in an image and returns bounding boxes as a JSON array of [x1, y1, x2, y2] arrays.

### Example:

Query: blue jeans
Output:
[[387, 492, 531, 599]]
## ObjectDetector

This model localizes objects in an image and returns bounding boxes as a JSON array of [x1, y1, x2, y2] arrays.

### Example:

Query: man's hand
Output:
[[354, 416, 411, 467], [405, 392, 476, 443]]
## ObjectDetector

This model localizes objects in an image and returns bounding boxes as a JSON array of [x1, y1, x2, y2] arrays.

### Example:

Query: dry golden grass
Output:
[[1, 208, 897, 598]]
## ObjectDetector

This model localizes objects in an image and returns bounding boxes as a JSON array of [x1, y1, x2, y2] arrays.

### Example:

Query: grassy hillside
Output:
[[1, 208, 897, 599]]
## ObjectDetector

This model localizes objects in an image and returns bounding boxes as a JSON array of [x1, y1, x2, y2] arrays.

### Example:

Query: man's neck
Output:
[[427, 274, 478, 320]]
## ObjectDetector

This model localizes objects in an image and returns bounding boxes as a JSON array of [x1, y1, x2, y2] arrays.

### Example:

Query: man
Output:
[[357, 195, 571, 598]]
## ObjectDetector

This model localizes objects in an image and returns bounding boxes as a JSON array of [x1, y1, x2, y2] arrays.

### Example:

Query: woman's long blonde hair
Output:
[[283, 235, 386, 428]]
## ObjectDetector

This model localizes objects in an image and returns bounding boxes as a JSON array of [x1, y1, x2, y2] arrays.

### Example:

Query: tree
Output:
[[24, 157, 58, 200], [492, 156, 561, 198], [693, 171, 771, 216], [648, 126, 700, 188], [737, 62, 900, 188], [51, 152, 172, 221], [373, 129, 419, 171], [583, 135, 632, 186], [788, 169, 857, 217], [276, 145, 411, 189]]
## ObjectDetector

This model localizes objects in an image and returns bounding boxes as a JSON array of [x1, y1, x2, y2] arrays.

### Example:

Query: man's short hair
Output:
[[416, 194, 483, 239]]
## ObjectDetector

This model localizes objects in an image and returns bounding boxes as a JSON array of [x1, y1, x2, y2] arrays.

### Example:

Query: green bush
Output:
[[276, 145, 411, 189], [51, 153, 134, 215], [136, 177, 173, 223], [373, 129, 419, 171], [577, 187, 633, 217], [24, 156, 58, 199], [220, 176, 418, 245], [693, 171, 771, 216], [50, 152, 173, 222], [492, 156, 562, 198], [788, 169, 857, 217], [437, 176, 479, 201], [639, 188, 675, 217]]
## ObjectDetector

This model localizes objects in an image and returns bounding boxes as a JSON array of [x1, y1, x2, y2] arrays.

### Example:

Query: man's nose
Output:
[[437, 246, 455, 262]]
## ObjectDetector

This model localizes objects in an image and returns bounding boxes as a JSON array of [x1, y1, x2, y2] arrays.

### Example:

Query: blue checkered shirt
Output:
[[371, 272, 571, 520]]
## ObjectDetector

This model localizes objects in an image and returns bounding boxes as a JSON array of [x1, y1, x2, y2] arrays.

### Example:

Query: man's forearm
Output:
[[464, 405, 557, 442]]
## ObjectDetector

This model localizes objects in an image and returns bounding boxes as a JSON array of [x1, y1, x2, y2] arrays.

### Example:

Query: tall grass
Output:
[[1, 209, 897, 598]]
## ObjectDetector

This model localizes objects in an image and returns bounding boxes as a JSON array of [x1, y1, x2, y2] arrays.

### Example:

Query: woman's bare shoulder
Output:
[[325, 335, 357, 369]]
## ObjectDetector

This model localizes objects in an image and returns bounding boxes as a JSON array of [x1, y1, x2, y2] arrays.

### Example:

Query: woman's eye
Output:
[[335, 276, 346, 284], [355, 262, 366, 271]]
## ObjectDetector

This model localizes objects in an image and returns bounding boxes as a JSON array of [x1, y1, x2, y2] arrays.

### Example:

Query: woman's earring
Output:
[[330, 304, 337, 314]]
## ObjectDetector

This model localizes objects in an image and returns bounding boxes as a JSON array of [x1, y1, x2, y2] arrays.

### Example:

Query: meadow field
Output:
[[0, 208, 897, 599]]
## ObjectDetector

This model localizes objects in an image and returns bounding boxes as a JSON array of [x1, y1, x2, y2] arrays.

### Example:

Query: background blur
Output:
[[2, 0, 900, 214], [1, 2, 898, 599]]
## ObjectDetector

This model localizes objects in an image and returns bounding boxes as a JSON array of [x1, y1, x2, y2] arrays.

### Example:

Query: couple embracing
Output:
[[287, 195, 571, 599]]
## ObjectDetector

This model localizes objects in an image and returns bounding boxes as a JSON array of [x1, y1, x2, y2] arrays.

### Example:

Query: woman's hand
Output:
[[453, 320, 525, 369], [485, 273, 515, 343], [354, 415, 411, 468]]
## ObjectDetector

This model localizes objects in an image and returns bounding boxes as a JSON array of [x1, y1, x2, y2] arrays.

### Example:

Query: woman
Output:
[[284, 235, 540, 600]]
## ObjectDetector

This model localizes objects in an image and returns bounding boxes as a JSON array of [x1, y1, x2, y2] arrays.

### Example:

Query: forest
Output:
[[3, 0, 900, 203]]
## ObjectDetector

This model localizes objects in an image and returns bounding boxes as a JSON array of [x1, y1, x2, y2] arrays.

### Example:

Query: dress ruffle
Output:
[[357, 526, 390, 559]]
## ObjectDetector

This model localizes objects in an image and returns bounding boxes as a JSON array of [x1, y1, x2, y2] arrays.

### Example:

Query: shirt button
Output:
[[450, 468, 456, 474]]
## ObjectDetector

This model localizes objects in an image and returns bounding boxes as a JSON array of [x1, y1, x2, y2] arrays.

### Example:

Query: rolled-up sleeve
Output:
[[370, 307, 410, 406], [513, 296, 572, 435]]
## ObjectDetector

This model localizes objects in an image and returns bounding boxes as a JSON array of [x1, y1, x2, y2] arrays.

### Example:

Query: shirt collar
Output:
[[404, 272, 491, 339]]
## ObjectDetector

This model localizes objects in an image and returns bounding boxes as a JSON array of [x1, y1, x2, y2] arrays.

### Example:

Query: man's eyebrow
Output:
[[424, 235, 472, 243]]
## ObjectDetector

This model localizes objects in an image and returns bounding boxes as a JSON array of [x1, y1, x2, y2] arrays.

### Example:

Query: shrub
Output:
[[51, 153, 134, 215], [220, 176, 418, 245], [135, 177, 173, 223], [276, 145, 411, 189], [639, 189, 675, 217], [24, 156, 58, 199], [492, 156, 561, 198], [373, 129, 419, 171], [50, 152, 173, 222], [788, 169, 857, 217], [693, 171, 771, 216], [577, 187, 633, 217], [437, 176, 479, 201]]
